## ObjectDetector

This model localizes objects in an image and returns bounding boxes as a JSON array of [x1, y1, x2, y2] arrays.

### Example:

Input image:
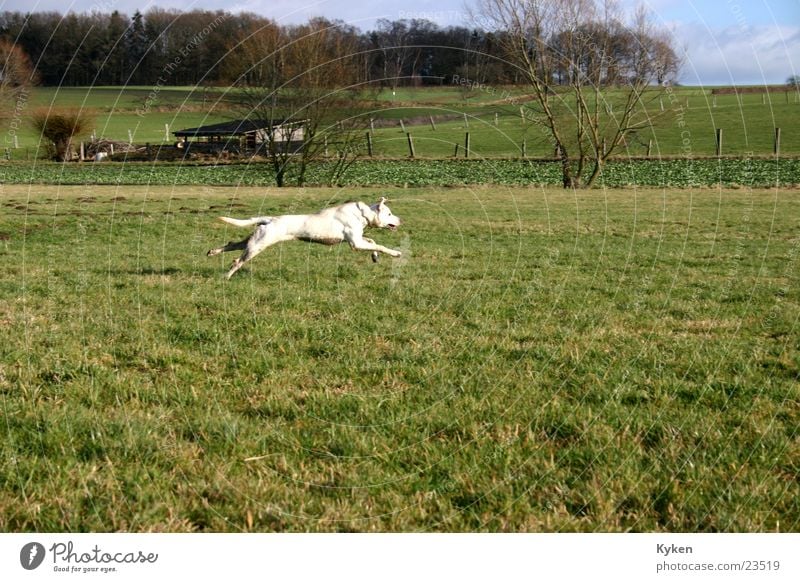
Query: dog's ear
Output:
[[377, 196, 387, 207]]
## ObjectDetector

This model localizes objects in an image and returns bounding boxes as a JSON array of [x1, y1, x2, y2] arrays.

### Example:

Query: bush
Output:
[[30, 109, 93, 161]]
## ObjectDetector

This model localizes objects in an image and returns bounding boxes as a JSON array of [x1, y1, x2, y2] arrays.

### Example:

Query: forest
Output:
[[0, 8, 677, 88], [0, 9, 511, 87]]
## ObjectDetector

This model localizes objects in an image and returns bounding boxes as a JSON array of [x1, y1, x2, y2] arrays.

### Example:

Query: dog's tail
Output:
[[218, 216, 274, 228]]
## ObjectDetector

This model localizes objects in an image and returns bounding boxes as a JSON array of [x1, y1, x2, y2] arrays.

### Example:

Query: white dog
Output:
[[207, 197, 402, 278]]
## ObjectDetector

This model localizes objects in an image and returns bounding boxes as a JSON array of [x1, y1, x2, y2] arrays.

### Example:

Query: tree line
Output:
[[0, 9, 508, 87], [0, 8, 677, 89]]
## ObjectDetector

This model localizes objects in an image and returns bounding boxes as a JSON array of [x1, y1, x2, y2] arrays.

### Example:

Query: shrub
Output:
[[30, 108, 93, 161]]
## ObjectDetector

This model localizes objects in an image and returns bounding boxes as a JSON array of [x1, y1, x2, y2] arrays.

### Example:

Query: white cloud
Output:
[[675, 21, 800, 85]]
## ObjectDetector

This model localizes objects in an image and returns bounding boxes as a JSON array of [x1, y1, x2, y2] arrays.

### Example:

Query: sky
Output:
[[3, 0, 799, 85]]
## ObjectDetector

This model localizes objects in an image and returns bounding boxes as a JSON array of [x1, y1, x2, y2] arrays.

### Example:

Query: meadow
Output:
[[1, 183, 797, 531], [4, 85, 799, 160]]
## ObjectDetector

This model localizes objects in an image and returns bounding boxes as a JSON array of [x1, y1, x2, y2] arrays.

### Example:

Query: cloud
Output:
[[675, 22, 800, 85]]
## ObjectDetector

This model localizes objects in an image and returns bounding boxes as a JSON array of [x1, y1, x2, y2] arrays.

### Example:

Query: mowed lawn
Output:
[[0, 184, 797, 532]]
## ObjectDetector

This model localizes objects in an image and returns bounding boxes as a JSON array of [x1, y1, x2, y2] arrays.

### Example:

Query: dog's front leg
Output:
[[349, 237, 402, 258]]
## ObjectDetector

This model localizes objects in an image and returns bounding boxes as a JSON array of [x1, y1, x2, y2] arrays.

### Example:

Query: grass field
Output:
[[1, 184, 797, 532], [5, 86, 232, 160], [3, 85, 799, 160], [371, 90, 800, 158]]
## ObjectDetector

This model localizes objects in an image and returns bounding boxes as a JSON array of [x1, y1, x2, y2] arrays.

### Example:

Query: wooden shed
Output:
[[173, 119, 306, 152]]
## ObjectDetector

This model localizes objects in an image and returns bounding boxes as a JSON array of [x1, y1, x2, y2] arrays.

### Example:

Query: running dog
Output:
[[207, 197, 402, 278]]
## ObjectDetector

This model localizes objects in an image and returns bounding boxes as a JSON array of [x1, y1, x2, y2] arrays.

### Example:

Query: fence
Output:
[[362, 126, 790, 160]]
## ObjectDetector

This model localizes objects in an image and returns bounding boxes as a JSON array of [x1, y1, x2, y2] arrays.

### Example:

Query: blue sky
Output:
[[4, 0, 799, 85]]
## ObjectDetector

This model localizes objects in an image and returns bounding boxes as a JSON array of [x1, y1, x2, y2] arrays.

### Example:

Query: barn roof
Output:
[[173, 118, 305, 138]]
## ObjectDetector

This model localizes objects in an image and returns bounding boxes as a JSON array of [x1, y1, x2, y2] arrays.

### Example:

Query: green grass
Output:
[[2, 86, 798, 159], [1, 184, 797, 532], [3, 86, 232, 158], [26, 86, 224, 110], [369, 93, 800, 158]]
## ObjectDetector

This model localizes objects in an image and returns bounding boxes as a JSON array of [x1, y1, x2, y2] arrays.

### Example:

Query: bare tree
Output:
[[474, 0, 680, 188], [374, 19, 412, 91], [0, 39, 37, 110]]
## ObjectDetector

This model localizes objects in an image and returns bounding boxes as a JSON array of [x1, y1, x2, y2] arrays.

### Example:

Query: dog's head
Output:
[[369, 197, 401, 231]]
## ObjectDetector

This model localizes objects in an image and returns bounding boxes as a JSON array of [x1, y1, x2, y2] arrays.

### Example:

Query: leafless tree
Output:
[[0, 39, 37, 113], [474, 0, 680, 188], [374, 19, 413, 91]]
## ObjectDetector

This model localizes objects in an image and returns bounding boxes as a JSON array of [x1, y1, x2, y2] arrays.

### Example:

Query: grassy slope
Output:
[[5, 86, 233, 158], [371, 91, 800, 158], [3, 86, 798, 159], [1, 184, 797, 532]]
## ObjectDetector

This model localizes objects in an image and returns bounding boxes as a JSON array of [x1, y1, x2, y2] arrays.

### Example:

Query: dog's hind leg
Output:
[[225, 256, 248, 279], [225, 224, 291, 279], [207, 237, 249, 257]]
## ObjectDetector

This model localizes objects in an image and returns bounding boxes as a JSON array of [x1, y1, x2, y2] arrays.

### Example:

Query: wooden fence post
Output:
[[774, 127, 781, 156], [406, 133, 415, 158], [454, 143, 459, 157], [463, 113, 469, 128], [429, 115, 436, 131], [366, 132, 373, 157], [715, 128, 723, 156], [521, 139, 526, 159], [647, 139, 652, 157], [464, 132, 470, 158], [399, 119, 406, 133], [369, 118, 375, 134]]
